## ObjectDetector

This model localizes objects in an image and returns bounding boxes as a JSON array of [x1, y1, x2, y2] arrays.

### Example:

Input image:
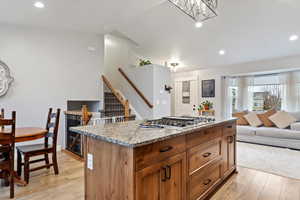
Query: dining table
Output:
[[0, 127, 48, 186]]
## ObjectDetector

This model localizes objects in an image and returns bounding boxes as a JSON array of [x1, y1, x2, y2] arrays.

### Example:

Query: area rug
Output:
[[237, 142, 300, 179]]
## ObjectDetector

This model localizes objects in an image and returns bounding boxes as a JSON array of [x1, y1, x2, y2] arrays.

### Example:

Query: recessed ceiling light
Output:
[[289, 35, 298, 41], [219, 50, 226, 55], [34, 1, 45, 8], [195, 22, 203, 28]]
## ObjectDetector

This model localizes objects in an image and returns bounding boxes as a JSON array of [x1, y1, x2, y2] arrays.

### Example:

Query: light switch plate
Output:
[[87, 153, 93, 170]]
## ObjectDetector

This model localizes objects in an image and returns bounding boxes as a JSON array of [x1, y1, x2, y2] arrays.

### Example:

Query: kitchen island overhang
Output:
[[71, 118, 237, 200]]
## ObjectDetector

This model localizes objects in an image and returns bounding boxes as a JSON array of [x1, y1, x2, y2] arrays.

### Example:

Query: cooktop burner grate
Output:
[[141, 116, 215, 128]]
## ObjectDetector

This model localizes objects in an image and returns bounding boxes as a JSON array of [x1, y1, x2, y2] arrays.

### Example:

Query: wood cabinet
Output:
[[135, 136, 186, 171], [84, 121, 236, 200], [186, 126, 223, 200], [222, 122, 237, 177], [136, 153, 186, 200], [188, 159, 222, 200]]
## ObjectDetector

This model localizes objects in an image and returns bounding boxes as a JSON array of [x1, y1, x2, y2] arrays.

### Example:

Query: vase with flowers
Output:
[[201, 100, 213, 111]]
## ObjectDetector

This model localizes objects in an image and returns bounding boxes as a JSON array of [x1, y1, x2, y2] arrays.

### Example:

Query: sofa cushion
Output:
[[257, 109, 276, 127], [237, 126, 256, 136], [244, 112, 263, 127], [291, 122, 300, 132], [255, 127, 300, 140], [269, 111, 297, 129], [233, 111, 249, 126], [288, 112, 300, 122]]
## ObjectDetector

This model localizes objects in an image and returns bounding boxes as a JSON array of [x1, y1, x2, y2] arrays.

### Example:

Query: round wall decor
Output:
[[0, 60, 14, 97]]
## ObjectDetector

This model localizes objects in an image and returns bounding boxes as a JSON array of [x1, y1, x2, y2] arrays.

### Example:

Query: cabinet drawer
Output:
[[188, 138, 222, 175], [135, 136, 186, 171], [187, 127, 222, 149], [189, 159, 222, 200], [223, 122, 236, 136]]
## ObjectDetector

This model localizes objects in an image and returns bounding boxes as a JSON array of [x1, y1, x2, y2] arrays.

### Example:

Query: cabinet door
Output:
[[160, 153, 186, 200], [222, 135, 236, 177], [135, 153, 186, 200], [227, 135, 236, 172], [136, 161, 162, 200]]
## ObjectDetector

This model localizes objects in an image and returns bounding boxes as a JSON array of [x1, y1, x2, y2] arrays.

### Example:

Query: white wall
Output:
[[172, 55, 300, 118], [104, 34, 171, 119], [104, 34, 140, 88], [121, 65, 154, 119], [153, 66, 171, 119], [0, 24, 104, 147]]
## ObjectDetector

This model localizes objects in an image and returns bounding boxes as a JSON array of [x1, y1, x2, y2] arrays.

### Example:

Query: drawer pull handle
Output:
[[162, 166, 167, 182], [227, 125, 233, 129], [228, 136, 234, 143], [202, 152, 212, 158], [166, 165, 171, 180], [159, 146, 173, 153], [203, 179, 212, 185]]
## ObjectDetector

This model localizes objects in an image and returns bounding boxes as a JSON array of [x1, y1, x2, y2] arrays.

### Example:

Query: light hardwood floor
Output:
[[1, 152, 300, 200], [0, 152, 84, 200]]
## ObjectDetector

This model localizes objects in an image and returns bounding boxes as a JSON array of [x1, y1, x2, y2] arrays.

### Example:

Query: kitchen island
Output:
[[71, 118, 237, 200]]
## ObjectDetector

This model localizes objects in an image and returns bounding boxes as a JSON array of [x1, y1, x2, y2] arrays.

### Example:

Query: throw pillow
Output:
[[244, 112, 263, 127], [233, 111, 249, 126], [269, 111, 297, 129], [257, 109, 277, 127]]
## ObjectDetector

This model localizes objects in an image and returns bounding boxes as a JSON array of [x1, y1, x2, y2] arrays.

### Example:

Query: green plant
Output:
[[197, 105, 203, 111], [139, 59, 152, 66], [201, 100, 213, 109]]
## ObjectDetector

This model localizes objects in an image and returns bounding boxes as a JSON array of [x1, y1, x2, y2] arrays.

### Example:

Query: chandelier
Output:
[[168, 0, 218, 22]]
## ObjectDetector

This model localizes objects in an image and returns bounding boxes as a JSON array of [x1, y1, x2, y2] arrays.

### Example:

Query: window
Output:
[[229, 87, 238, 113], [182, 81, 190, 104], [250, 75, 282, 111], [296, 83, 300, 111], [225, 71, 300, 117]]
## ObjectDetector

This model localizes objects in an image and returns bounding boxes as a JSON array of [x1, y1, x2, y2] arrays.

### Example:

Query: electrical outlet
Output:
[[87, 153, 93, 170]]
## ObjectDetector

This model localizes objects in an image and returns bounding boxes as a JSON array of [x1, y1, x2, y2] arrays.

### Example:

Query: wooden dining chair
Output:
[[0, 111, 16, 199], [17, 108, 61, 184], [0, 108, 4, 130], [0, 108, 5, 175]]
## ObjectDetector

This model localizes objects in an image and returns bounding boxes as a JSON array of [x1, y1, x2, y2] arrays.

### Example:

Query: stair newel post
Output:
[[124, 100, 130, 121], [81, 105, 91, 126]]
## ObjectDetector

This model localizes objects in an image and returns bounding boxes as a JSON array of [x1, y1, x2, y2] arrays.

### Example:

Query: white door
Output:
[[174, 80, 198, 116]]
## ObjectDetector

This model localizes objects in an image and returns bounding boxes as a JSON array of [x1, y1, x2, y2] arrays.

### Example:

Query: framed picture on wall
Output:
[[202, 79, 215, 98]]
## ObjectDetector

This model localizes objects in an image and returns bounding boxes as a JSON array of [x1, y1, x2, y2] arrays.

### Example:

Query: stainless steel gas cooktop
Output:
[[140, 116, 215, 129]]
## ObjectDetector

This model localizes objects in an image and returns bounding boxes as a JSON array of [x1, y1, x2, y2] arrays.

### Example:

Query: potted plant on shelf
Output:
[[201, 100, 213, 111], [139, 59, 152, 67]]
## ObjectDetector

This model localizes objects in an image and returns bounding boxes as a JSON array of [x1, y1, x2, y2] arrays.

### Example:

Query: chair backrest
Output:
[[0, 108, 4, 118], [0, 108, 4, 131], [45, 108, 60, 150], [0, 111, 16, 147]]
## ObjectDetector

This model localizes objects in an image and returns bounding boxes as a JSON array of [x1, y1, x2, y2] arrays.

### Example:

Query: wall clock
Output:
[[0, 60, 14, 97]]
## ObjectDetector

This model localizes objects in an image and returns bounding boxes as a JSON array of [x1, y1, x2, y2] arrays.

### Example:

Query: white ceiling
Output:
[[1, 0, 300, 70]]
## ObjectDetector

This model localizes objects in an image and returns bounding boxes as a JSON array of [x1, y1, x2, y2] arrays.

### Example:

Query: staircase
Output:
[[101, 75, 135, 120], [103, 92, 125, 117]]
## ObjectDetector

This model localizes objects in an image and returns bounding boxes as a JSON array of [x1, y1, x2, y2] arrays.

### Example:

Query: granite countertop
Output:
[[70, 118, 237, 148]]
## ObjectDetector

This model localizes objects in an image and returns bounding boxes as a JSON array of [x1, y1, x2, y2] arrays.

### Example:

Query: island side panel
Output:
[[84, 136, 135, 200]]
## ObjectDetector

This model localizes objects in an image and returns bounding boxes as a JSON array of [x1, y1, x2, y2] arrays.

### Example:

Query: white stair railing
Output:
[[90, 116, 125, 126]]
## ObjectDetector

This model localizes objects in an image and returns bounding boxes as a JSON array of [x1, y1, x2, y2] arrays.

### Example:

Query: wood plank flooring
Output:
[[1, 152, 300, 200], [0, 152, 84, 200]]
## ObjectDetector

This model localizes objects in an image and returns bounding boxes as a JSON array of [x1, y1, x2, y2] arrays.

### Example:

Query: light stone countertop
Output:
[[70, 118, 237, 148]]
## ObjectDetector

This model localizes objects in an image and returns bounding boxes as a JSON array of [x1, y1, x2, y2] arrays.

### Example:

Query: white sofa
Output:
[[237, 112, 300, 150]]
